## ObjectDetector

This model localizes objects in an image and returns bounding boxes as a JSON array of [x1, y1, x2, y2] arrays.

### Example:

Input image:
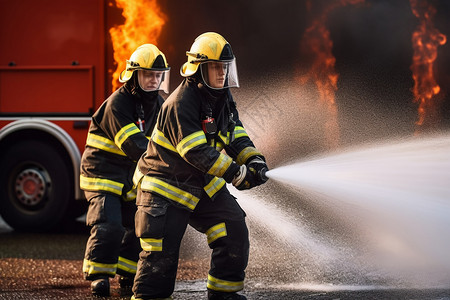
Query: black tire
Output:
[[0, 140, 73, 232]]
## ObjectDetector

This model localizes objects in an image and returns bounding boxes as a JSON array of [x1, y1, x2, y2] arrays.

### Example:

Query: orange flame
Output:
[[109, 0, 167, 91], [409, 0, 447, 130], [300, 0, 364, 149]]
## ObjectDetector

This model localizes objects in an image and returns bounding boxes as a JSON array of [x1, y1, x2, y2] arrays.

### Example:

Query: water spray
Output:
[[262, 133, 450, 275]]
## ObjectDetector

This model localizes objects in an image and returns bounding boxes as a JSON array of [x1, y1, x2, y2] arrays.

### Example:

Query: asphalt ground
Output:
[[1, 218, 450, 300]]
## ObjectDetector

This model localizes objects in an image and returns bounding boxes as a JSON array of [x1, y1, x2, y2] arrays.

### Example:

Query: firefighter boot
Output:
[[91, 276, 110, 297], [118, 275, 134, 296], [207, 289, 247, 300]]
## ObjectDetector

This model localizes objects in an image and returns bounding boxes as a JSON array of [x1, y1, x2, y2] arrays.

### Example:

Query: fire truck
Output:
[[0, 0, 123, 231]]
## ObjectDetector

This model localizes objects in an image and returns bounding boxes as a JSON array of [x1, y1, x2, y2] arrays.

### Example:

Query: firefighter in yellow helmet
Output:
[[131, 33, 268, 300], [80, 44, 170, 297]]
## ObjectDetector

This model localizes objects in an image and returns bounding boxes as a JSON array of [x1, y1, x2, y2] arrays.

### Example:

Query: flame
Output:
[[409, 0, 447, 130], [109, 0, 167, 91], [300, 0, 364, 149]]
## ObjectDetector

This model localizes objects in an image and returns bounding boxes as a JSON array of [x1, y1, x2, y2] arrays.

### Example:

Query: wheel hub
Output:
[[15, 169, 48, 206]]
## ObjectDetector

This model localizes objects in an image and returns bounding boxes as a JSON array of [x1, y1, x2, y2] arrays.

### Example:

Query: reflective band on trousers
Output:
[[207, 274, 244, 292], [115, 123, 141, 150], [140, 238, 163, 252], [236, 146, 262, 166], [80, 175, 124, 195], [140, 177, 200, 211], [204, 177, 225, 198], [117, 256, 137, 274], [86, 133, 126, 156], [205, 223, 227, 244], [83, 259, 117, 276], [176, 131, 207, 157]]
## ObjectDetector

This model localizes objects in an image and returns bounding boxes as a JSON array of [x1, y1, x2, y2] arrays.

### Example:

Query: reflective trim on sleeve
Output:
[[140, 177, 200, 211], [204, 177, 225, 198], [234, 126, 248, 139], [115, 123, 141, 149], [80, 175, 124, 195], [83, 259, 117, 276], [151, 128, 177, 152], [207, 153, 233, 177], [236, 147, 262, 166], [176, 131, 207, 157], [207, 274, 244, 292], [133, 165, 145, 187], [86, 133, 126, 156], [205, 222, 227, 244], [140, 238, 163, 252], [117, 256, 137, 274]]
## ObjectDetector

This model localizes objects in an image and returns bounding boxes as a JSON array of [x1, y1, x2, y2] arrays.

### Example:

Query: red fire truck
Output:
[[0, 0, 123, 231]]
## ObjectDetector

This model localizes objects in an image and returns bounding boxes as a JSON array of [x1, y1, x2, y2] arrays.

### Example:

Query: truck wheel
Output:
[[0, 140, 73, 232]]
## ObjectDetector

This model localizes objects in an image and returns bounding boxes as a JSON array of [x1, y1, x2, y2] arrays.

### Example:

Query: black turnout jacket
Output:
[[80, 84, 164, 200], [134, 78, 264, 210]]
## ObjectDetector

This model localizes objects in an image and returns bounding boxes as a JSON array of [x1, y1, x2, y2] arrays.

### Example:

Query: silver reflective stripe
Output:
[[207, 274, 244, 292]]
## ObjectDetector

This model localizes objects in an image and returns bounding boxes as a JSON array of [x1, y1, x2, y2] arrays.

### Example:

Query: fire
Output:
[[409, 0, 447, 130], [109, 0, 167, 91], [300, 0, 364, 149]]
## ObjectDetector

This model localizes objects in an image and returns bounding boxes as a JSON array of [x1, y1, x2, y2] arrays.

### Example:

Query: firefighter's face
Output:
[[137, 70, 163, 92], [206, 62, 227, 89]]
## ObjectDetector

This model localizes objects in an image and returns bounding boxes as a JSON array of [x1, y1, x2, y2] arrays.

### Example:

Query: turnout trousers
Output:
[[133, 188, 250, 299], [83, 192, 141, 280]]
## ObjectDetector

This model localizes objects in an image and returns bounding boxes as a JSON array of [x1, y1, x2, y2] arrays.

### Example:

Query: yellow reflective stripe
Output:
[[83, 259, 117, 276], [125, 188, 137, 201], [218, 132, 230, 145], [204, 177, 225, 198], [115, 123, 141, 149], [206, 222, 227, 244], [234, 126, 248, 139], [86, 133, 126, 156], [140, 238, 163, 252], [236, 147, 262, 166], [215, 141, 225, 151], [80, 175, 123, 195], [207, 274, 244, 292], [208, 153, 233, 177], [140, 177, 199, 211], [151, 128, 177, 152], [176, 131, 207, 157], [117, 256, 137, 274]]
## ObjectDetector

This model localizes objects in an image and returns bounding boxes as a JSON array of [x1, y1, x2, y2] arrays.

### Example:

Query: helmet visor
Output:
[[137, 69, 170, 93], [200, 59, 239, 90]]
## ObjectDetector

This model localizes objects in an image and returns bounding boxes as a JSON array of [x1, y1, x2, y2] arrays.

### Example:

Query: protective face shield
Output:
[[137, 69, 170, 93], [199, 60, 239, 90], [180, 32, 240, 89]]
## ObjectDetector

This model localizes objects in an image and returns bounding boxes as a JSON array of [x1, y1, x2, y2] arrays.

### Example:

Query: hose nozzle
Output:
[[259, 168, 269, 182]]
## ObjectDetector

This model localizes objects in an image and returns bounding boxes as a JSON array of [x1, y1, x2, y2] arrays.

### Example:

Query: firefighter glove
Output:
[[232, 164, 258, 190], [246, 157, 269, 185]]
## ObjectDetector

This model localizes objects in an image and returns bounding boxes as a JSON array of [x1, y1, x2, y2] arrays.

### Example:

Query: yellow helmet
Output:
[[180, 32, 239, 89], [119, 44, 170, 92], [180, 32, 235, 77]]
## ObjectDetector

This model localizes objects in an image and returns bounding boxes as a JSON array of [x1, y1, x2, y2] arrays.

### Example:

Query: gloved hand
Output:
[[232, 164, 258, 190], [246, 157, 269, 185]]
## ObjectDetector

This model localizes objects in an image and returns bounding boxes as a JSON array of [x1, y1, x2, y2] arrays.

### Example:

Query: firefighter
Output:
[[131, 32, 269, 300], [80, 44, 170, 297]]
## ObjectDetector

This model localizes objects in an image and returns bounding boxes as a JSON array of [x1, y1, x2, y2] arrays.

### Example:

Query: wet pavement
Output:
[[1, 217, 450, 299]]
